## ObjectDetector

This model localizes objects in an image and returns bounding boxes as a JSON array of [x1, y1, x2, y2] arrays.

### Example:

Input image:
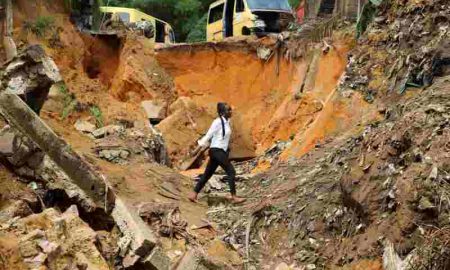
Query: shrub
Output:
[[23, 16, 55, 37]]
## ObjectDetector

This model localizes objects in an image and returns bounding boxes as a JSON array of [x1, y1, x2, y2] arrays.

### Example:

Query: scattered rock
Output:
[[383, 241, 403, 270], [418, 196, 435, 211], [428, 166, 438, 181], [19, 240, 40, 258], [257, 47, 272, 60], [37, 240, 60, 256], [0, 129, 15, 155], [112, 198, 165, 268], [98, 149, 131, 163], [74, 119, 96, 133], [23, 253, 47, 269], [0, 200, 33, 223], [208, 176, 223, 190], [92, 125, 124, 138], [142, 247, 171, 270], [275, 262, 290, 270], [141, 100, 166, 124]]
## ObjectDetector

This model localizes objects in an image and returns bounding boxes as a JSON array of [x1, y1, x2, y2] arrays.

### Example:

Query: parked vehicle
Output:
[[98, 7, 175, 44], [68, 1, 175, 44], [207, 0, 294, 42]]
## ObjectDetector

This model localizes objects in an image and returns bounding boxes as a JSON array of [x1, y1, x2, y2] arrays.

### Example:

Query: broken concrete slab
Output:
[[0, 129, 15, 156], [0, 90, 109, 211], [112, 198, 171, 269], [98, 148, 131, 163], [142, 247, 171, 270], [141, 100, 166, 124], [0, 45, 110, 211], [0, 45, 172, 269], [92, 125, 124, 138], [3, 45, 61, 115], [112, 198, 158, 257], [9, 207, 110, 270], [75, 119, 96, 133]]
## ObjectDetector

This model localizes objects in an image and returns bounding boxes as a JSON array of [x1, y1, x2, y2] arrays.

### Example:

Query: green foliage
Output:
[[23, 16, 55, 37], [59, 84, 78, 119], [186, 13, 207, 43], [356, 2, 377, 38], [289, 0, 301, 9], [62, 98, 78, 119], [58, 83, 69, 95], [89, 105, 104, 128]]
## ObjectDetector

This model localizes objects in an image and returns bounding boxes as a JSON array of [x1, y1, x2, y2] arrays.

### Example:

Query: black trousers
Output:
[[194, 148, 236, 195]]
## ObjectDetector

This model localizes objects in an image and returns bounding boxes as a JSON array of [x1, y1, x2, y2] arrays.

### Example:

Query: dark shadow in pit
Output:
[[44, 188, 115, 231]]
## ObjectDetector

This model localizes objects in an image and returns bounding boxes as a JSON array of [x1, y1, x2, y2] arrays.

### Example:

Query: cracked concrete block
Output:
[[141, 100, 165, 123], [92, 125, 124, 138], [19, 240, 40, 258], [112, 198, 157, 258], [142, 247, 171, 270], [75, 120, 96, 133], [0, 130, 15, 155], [123, 253, 140, 269], [0, 90, 109, 211]]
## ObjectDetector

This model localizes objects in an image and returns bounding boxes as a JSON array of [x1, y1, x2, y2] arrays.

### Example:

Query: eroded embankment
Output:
[[155, 40, 379, 164]]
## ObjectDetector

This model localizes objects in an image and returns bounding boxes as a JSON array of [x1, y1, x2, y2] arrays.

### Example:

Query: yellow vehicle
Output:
[[98, 7, 175, 44], [207, 0, 294, 42]]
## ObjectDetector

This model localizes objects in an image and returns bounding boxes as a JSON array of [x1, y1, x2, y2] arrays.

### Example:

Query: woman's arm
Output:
[[197, 119, 219, 148]]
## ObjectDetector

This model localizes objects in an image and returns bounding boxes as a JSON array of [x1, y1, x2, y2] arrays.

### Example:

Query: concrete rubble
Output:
[[0, 45, 171, 269], [141, 100, 166, 124], [74, 119, 97, 133], [0, 206, 110, 270], [91, 124, 171, 166]]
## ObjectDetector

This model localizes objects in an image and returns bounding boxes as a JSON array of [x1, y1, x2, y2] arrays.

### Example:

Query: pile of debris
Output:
[[74, 119, 171, 166], [0, 46, 100, 211], [0, 206, 112, 270], [340, 0, 449, 102], [138, 202, 191, 241], [0, 45, 175, 269], [206, 74, 449, 268]]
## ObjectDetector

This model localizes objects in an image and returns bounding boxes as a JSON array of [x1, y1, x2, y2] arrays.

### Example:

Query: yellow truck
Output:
[[207, 0, 294, 42], [98, 7, 175, 44]]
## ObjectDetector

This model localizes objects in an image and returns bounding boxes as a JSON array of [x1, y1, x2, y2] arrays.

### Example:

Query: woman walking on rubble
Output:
[[188, 102, 246, 204]]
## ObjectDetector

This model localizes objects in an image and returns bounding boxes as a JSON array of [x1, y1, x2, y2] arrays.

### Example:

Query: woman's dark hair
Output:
[[217, 102, 228, 138]]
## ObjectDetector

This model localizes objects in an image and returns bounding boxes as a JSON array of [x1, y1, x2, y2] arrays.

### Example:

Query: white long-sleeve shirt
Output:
[[198, 117, 231, 152]]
